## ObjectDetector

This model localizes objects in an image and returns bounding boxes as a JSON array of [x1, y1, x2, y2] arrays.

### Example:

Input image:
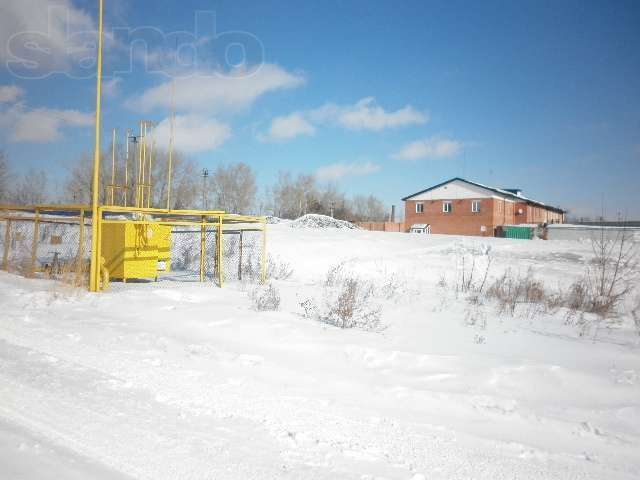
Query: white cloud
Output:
[[103, 77, 122, 97], [392, 136, 464, 161], [331, 97, 427, 131], [259, 112, 316, 142], [0, 104, 93, 142], [0, 0, 98, 73], [129, 64, 305, 114], [259, 97, 426, 141], [149, 115, 231, 154], [315, 161, 381, 181], [0, 85, 25, 103]]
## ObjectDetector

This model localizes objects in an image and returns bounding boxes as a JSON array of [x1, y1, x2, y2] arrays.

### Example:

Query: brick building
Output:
[[402, 178, 565, 236]]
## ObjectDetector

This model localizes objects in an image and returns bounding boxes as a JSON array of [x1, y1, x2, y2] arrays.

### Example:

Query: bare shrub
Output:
[[578, 228, 638, 319], [455, 244, 492, 295], [249, 283, 281, 311], [302, 264, 381, 330], [266, 255, 293, 280], [464, 294, 487, 329], [242, 253, 293, 281], [486, 268, 547, 317]]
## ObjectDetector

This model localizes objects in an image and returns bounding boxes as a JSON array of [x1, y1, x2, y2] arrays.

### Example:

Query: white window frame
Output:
[[472, 200, 481, 213], [442, 201, 452, 213], [415, 202, 424, 214]]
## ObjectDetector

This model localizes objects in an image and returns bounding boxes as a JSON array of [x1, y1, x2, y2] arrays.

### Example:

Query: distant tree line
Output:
[[0, 149, 389, 222]]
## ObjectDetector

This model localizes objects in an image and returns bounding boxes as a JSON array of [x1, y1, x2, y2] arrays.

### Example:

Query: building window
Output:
[[442, 201, 452, 213], [416, 202, 424, 214], [472, 200, 481, 213]]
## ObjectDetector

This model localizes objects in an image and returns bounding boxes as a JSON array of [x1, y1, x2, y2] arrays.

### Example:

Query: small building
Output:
[[402, 177, 565, 237]]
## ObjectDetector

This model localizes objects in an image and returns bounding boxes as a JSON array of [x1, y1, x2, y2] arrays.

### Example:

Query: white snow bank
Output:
[[289, 213, 358, 229]]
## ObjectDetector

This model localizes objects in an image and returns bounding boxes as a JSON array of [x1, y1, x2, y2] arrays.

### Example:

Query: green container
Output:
[[503, 226, 533, 240]]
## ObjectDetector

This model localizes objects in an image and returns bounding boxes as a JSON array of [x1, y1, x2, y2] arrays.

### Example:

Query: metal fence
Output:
[[0, 205, 90, 287], [0, 205, 266, 291]]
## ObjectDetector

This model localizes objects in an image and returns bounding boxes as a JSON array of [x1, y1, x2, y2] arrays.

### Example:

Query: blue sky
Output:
[[0, 0, 639, 218]]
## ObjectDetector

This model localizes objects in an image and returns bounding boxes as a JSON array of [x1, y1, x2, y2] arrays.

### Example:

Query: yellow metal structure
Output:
[[0, 204, 267, 291], [101, 222, 159, 281], [155, 224, 172, 272]]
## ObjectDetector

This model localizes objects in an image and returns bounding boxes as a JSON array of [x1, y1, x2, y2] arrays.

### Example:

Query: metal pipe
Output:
[[89, 0, 104, 292], [110, 128, 116, 205]]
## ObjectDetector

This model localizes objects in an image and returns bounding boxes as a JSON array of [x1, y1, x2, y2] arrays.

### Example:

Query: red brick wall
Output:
[[404, 196, 563, 236], [404, 198, 498, 236], [513, 202, 564, 224]]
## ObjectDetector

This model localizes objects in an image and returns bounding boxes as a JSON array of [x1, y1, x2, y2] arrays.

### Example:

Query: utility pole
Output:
[[201, 168, 209, 210]]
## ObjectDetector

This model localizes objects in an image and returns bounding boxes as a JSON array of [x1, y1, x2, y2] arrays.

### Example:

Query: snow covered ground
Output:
[[1, 225, 639, 479]]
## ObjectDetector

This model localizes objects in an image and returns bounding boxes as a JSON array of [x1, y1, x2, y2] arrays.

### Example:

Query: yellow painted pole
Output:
[[147, 140, 154, 208], [123, 129, 129, 206], [96, 207, 103, 290], [217, 215, 224, 287], [261, 221, 267, 284], [141, 122, 147, 208], [136, 122, 143, 208], [110, 128, 116, 205], [166, 80, 175, 210], [77, 208, 85, 286], [89, 0, 104, 292], [199, 215, 205, 282]]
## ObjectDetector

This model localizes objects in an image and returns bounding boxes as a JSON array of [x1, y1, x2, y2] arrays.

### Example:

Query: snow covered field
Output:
[[1, 225, 639, 479]]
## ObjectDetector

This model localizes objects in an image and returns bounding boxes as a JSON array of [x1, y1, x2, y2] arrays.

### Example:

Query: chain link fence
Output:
[[0, 206, 266, 292], [0, 207, 90, 287]]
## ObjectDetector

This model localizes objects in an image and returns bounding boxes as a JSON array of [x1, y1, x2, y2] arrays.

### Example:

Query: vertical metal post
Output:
[[77, 208, 85, 286], [217, 215, 224, 287], [199, 216, 206, 282], [136, 121, 143, 208], [147, 140, 154, 208], [89, 0, 104, 292], [30, 208, 40, 277], [3, 219, 11, 270], [124, 129, 129, 207], [140, 122, 146, 208], [110, 128, 116, 205], [260, 220, 267, 284], [166, 80, 175, 210], [198, 216, 204, 282], [96, 207, 104, 290], [238, 230, 243, 281]]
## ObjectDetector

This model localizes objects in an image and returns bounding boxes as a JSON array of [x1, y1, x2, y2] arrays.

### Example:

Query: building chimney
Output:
[[390, 205, 396, 222]]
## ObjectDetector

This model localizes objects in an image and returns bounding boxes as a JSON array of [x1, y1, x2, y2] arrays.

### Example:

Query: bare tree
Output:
[[351, 194, 387, 222], [271, 171, 319, 218], [12, 168, 48, 205], [168, 154, 199, 209], [63, 151, 110, 204], [210, 162, 257, 214], [0, 151, 9, 202]]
